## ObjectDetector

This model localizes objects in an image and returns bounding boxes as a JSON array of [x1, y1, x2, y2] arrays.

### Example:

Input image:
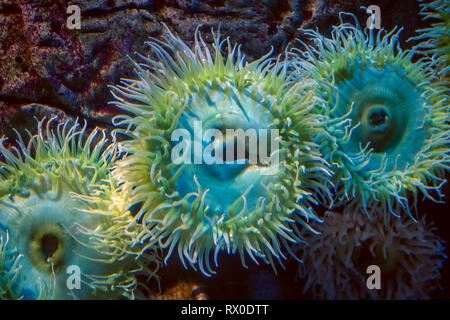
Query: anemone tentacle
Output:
[[411, 0, 450, 78], [110, 26, 333, 276], [0, 232, 28, 300], [0, 118, 158, 299], [290, 13, 450, 218]]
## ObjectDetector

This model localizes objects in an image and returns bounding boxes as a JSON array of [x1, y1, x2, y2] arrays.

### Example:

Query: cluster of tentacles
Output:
[[0, 118, 159, 299], [1, 1, 449, 300], [412, 0, 449, 78]]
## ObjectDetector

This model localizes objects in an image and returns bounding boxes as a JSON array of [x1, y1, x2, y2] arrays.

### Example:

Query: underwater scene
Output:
[[0, 0, 449, 302]]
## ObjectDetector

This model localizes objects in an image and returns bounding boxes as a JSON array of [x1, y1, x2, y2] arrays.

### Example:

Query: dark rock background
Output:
[[0, 0, 448, 299], [0, 0, 429, 134]]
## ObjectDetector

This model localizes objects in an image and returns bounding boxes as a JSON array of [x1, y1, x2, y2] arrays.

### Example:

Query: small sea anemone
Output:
[[298, 210, 447, 299], [110, 26, 333, 276], [412, 0, 450, 77], [291, 14, 450, 218], [0, 118, 155, 299]]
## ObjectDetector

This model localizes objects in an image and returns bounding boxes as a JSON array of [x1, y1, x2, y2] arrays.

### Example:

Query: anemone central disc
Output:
[[334, 63, 427, 170], [175, 86, 276, 213]]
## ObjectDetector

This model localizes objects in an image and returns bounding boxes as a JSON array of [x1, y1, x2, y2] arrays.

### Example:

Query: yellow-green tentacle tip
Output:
[[109, 25, 333, 277], [298, 210, 447, 299], [0, 118, 158, 299], [290, 13, 450, 219]]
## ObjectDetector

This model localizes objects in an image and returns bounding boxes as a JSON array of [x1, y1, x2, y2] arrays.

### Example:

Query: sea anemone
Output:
[[110, 26, 333, 276], [291, 14, 450, 218], [0, 118, 156, 299], [412, 0, 450, 77], [298, 210, 447, 299]]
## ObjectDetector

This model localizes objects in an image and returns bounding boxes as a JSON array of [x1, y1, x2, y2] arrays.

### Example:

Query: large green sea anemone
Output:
[[291, 14, 450, 218], [110, 27, 333, 276]]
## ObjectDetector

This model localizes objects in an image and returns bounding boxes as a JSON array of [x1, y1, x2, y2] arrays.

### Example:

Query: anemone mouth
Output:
[[358, 102, 401, 153], [29, 224, 66, 273], [365, 105, 391, 133]]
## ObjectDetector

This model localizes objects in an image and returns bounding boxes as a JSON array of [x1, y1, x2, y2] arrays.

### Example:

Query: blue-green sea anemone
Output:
[[412, 0, 449, 77], [291, 14, 450, 218], [0, 118, 157, 299], [110, 27, 333, 276], [298, 210, 446, 299]]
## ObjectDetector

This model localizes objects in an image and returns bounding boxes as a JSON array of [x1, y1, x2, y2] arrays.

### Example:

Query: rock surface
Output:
[[1, 0, 427, 136]]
